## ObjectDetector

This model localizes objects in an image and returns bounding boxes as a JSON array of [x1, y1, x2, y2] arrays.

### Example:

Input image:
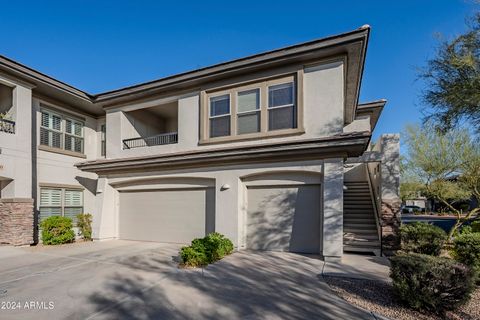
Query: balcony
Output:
[[0, 83, 15, 134], [121, 101, 178, 150], [123, 132, 178, 149], [0, 118, 15, 134]]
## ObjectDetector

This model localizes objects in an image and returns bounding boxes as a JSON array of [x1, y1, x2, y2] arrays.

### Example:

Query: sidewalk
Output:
[[323, 254, 391, 282]]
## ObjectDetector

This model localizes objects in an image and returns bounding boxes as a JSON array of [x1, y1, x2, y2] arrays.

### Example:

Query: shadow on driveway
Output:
[[88, 250, 373, 320]]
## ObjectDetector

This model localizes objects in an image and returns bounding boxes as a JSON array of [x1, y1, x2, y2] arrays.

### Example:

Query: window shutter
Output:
[[64, 190, 83, 206], [40, 188, 62, 206], [41, 112, 50, 128], [51, 114, 62, 131], [65, 119, 72, 134]]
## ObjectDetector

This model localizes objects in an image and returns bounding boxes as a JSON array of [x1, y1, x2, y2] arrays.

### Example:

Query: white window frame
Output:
[[267, 81, 297, 131], [208, 93, 232, 138], [39, 187, 84, 223], [200, 73, 303, 144], [40, 108, 85, 154], [236, 88, 261, 135]]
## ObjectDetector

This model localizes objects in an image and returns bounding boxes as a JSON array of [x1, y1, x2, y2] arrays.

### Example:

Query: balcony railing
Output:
[[123, 132, 178, 149], [0, 119, 15, 134]]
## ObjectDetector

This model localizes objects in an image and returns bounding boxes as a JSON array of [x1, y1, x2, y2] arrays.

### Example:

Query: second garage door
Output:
[[246, 185, 321, 253], [119, 188, 215, 243]]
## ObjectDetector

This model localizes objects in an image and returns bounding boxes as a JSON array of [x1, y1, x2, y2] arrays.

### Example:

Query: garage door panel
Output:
[[247, 185, 321, 253], [119, 188, 214, 243]]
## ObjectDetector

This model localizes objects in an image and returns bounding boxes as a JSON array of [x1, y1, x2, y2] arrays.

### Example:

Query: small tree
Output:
[[403, 124, 479, 239], [419, 13, 480, 134]]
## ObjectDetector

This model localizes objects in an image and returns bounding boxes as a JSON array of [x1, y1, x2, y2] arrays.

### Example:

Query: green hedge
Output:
[[390, 253, 474, 313], [400, 222, 447, 255], [180, 232, 234, 267], [453, 232, 480, 280], [41, 216, 75, 245]]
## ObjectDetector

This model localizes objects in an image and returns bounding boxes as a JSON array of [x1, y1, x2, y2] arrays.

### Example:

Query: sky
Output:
[[0, 0, 477, 141]]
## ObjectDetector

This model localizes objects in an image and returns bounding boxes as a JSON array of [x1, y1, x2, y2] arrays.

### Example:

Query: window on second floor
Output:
[[40, 109, 84, 154], [209, 94, 231, 138], [203, 74, 302, 143], [101, 124, 106, 156]]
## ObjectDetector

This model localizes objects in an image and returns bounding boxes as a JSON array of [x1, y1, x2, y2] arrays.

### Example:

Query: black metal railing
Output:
[[123, 132, 178, 149], [0, 119, 15, 134]]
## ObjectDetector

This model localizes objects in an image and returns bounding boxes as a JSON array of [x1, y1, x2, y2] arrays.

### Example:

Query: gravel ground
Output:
[[324, 276, 480, 320]]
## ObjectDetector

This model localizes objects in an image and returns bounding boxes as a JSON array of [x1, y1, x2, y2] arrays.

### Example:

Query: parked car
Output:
[[402, 205, 425, 214]]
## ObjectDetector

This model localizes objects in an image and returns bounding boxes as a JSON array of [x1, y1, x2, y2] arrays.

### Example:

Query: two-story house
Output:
[[0, 26, 400, 261]]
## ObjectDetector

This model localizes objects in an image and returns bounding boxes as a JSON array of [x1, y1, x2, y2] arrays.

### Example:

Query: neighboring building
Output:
[[0, 26, 400, 260]]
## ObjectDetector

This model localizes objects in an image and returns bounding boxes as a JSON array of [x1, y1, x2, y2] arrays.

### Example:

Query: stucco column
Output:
[[322, 158, 344, 261], [379, 134, 401, 254], [93, 177, 117, 240], [215, 172, 240, 247]]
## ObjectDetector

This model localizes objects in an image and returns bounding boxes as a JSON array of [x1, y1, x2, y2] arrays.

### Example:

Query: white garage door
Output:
[[247, 185, 321, 253], [119, 188, 215, 243]]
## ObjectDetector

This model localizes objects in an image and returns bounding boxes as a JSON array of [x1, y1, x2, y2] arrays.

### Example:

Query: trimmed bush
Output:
[[390, 253, 475, 313], [76, 213, 93, 241], [453, 232, 480, 279], [41, 216, 75, 245], [180, 232, 234, 267], [471, 220, 480, 233], [400, 222, 447, 255]]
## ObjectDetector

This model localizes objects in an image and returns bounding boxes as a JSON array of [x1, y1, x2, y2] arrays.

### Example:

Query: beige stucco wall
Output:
[[0, 76, 33, 199], [33, 98, 99, 217], [105, 59, 347, 159], [92, 158, 344, 258]]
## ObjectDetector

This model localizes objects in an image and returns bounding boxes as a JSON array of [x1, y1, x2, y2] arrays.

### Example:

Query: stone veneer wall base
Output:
[[381, 199, 401, 255], [0, 198, 34, 246]]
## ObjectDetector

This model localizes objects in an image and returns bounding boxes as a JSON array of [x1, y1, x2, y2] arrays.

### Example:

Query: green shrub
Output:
[[180, 246, 209, 267], [180, 232, 234, 267], [390, 253, 475, 313], [400, 222, 447, 255], [471, 220, 480, 233], [453, 232, 480, 279], [76, 213, 93, 241], [41, 216, 75, 245]]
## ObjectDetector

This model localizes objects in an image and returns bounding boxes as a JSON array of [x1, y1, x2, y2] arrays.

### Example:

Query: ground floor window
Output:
[[39, 187, 83, 223]]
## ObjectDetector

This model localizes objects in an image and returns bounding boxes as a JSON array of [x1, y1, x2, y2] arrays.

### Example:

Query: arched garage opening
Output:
[[111, 177, 215, 244], [241, 171, 322, 254]]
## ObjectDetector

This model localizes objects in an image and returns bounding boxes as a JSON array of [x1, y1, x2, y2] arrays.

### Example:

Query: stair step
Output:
[[343, 245, 381, 255], [344, 228, 378, 234], [344, 193, 372, 197], [344, 218, 376, 223], [344, 233, 379, 241], [343, 202, 373, 209], [345, 181, 369, 185], [344, 209, 375, 213], [344, 239, 381, 247], [343, 210, 375, 218], [344, 224, 377, 230]]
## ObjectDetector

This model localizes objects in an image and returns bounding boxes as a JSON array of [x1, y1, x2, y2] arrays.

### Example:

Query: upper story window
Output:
[[268, 82, 296, 131], [209, 94, 230, 138], [237, 88, 260, 135], [101, 124, 106, 156], [40, 109, 84, 154], [202, 74, 303, 143]]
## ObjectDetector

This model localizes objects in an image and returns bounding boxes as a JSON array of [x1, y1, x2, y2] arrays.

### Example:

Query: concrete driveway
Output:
[[0, 240, 373, 320]]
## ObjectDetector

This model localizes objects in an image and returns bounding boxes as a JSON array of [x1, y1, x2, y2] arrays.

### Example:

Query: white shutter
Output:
[[64, 190, 83, 206], [39, 188, 62, 221], [40, 188, 62, 206]]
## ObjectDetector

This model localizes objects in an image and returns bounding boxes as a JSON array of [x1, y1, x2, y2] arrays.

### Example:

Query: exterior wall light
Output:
[[220, 184, 230, 191]]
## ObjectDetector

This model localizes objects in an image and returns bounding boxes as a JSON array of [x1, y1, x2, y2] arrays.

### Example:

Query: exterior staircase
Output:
[[343, 181, 381, 255]]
